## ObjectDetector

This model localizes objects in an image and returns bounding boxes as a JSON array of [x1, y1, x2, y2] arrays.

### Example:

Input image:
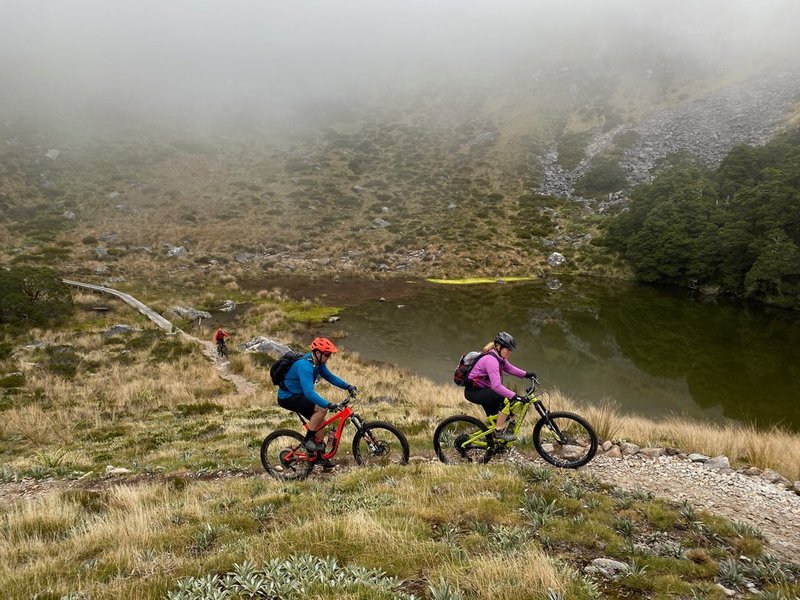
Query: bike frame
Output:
[[458, 379, 557, 450], [291, 394, 365, 462]]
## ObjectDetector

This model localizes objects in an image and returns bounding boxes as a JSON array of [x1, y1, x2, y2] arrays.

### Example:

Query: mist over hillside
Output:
[[2, 0, 799, 136]]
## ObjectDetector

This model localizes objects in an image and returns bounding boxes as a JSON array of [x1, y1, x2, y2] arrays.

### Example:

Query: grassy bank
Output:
[[1, 285, 800, 598]]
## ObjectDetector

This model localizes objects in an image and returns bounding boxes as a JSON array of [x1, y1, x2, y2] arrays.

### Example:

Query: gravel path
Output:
[[583, 453, 800, 565], [190, 335, 258, 396]]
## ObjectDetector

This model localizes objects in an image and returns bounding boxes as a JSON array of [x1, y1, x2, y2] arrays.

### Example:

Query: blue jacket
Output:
[[276, 353, 350, 408]]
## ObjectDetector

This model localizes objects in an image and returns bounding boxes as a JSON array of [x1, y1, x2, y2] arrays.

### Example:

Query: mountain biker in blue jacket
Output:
[[466, 332, 537, 442], [277, 337, 357, 453]]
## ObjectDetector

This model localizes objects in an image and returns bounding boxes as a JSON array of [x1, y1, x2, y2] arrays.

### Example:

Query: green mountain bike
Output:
[[433, 377, 598, 468]]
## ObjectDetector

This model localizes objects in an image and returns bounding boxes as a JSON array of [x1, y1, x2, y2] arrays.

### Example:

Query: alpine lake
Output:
[[249, 276, 800, 432]]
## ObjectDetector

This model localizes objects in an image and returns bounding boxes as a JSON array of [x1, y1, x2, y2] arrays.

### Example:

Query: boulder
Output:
[[687, 453, 710, 462], [168, 306, 211, 321], [218, 300, 236, 312], [546, 278, 562, 290], [546, 252, 566, 267], [105, 324, 138, 337], [166, 245, 187, 257], [585, 558, 629, 578], [105, 465, 131, 475], [234, 252, 258, 264], [704, 456, 730, 471], [639, 447, 665, 459], [240, 336, 292, 359], [620, 442, 640, 456]]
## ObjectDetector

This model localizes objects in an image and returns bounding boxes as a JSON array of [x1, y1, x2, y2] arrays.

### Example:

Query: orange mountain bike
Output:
[[260, 391, 410, 480]]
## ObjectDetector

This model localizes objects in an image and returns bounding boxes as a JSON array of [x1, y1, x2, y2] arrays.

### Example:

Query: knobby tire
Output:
[[532, 411, 598, 468], [352, 421, 410, 467], [260, 429, 313, 481], [433, 415, 491, 464]]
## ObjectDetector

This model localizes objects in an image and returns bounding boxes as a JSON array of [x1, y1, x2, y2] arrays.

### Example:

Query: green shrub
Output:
[[0, 341, 14, 360], [0, 266, 74, 329], [0, 372, 26, 388]]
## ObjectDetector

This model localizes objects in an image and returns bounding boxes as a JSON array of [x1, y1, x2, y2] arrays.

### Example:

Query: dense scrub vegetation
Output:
[[0, 266, 74, 329], [606, 129, 800, 309]]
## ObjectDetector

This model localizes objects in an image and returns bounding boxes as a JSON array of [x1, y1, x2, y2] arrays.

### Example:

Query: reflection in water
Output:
[[326, 279, 800, 431]]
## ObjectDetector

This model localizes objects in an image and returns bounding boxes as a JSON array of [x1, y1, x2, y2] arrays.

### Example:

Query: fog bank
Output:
[[2, 0, 798, 132]]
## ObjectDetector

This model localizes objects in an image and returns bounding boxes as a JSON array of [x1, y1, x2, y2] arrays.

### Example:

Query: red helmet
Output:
[[310, 337, 338, 354]]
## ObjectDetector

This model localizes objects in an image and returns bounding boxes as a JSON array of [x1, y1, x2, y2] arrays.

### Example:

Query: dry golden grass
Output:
[[440, 550, 566, 599], [580, 399, 800, 481]]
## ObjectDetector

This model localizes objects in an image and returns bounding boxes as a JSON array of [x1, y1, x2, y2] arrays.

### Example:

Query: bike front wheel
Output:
[[433, 415, 491, 464], [260, 429, 313, 480], [532, 411, 598, 468], [352, 422, 410, 467]]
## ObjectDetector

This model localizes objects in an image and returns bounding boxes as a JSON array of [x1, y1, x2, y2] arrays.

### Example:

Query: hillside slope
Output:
[[2, 64, 799, 281]]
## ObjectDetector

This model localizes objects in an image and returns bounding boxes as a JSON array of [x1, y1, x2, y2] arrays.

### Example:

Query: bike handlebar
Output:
[[524, 376, 540, 396]]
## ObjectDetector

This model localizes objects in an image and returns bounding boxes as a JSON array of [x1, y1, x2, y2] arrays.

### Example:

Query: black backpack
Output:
[[453, 351, 499, 386], [269, 351, 304, 390]]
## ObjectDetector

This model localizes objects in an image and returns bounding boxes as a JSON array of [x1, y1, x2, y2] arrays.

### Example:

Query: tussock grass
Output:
[[586, 408, 800, 481], [2, 283, 800, 598], [439, 550, 566, 599]]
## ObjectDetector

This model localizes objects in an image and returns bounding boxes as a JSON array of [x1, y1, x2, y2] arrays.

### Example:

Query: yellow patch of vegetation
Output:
[[425, 276, 535, 285]]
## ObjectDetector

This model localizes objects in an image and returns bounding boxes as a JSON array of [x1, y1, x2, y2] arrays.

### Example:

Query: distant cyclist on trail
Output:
[[465, 332, 537, 442], [213, 327, 230, 355], [277, 337, 357, 454]]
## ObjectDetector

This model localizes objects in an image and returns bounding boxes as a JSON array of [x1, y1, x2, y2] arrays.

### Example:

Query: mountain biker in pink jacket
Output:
[[466, 332, 537, 442]]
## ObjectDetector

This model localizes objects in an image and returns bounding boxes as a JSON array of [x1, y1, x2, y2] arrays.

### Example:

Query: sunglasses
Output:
[[321, 352, 332, 357]]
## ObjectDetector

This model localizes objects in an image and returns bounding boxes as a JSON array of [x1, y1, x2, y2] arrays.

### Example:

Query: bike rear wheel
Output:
[[260, 429, 313, 480], [532, 411, 598, 468], [433, 415, 491, 464], [352, 422, 410, 467]]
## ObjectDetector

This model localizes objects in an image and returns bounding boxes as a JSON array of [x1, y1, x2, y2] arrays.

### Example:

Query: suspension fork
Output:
[[532, 399, 567, 442], [351, 414, 371, 440]]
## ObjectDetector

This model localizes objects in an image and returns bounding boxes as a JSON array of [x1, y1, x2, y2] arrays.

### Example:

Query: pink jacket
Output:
[[467, 350, 527, 399]]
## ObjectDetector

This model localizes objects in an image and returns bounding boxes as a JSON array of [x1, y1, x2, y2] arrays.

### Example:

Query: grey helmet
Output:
[[494, 331, 517, 351]]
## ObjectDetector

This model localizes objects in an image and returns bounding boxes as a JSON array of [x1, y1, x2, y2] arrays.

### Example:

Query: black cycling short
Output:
[[277, 393, 318, 420], [464, 385, 506, 416]]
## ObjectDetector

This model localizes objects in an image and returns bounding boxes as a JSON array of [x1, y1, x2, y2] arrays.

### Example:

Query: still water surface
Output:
[[323, 279, 800, 431]]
